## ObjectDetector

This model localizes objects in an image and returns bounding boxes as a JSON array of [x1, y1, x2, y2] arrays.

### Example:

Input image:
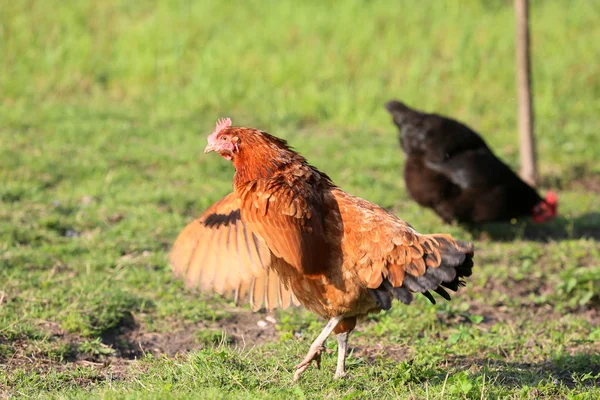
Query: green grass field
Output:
[[1, 0, 599, 398]]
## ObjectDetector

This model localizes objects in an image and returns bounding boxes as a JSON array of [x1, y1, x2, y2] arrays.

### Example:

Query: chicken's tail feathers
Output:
[[427, 234, 474, 294], [385, 100, 412, 114], [368, 234, 474, 310], [369, 234, 474, 310], [384, 99, 430, 154], [405, 234, 474, 305], [384, 100, 417, 124]]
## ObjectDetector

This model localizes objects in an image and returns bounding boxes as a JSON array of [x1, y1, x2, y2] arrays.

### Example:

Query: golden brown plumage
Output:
[[170, 118, 474, 380]]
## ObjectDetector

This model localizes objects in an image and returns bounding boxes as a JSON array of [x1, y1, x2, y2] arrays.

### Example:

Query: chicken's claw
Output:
[[333, 370, 347, 379], [293, 345, 324, 381]]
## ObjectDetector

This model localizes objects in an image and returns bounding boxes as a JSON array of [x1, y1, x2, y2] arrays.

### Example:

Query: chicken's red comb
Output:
[[207, 117, 232, 143], [545, 190, 558, 205]]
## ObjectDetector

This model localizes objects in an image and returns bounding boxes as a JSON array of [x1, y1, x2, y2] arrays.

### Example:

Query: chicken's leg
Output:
[[293, 315, 343, 381], [334, 331, 349, 379]]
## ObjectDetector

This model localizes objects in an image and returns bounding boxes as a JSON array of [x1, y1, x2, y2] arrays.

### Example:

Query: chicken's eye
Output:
[[220, 136, 228, 141]]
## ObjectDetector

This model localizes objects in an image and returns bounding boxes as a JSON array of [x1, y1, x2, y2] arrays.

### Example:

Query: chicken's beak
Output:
[[204, 142, 218, 154]]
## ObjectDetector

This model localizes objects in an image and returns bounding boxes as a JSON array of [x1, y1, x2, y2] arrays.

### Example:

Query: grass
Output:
[[1, 0, 599, 398]]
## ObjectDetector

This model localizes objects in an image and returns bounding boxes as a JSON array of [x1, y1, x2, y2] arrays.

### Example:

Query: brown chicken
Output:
[[170, 118, 474, 381]]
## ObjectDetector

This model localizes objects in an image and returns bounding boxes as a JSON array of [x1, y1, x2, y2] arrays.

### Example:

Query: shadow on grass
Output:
[[449, 353, 600, 389], [469, 212, 600, 242]]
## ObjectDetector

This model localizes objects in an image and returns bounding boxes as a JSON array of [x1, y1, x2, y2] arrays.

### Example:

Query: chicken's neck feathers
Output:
[[232, 143, 334, 191]]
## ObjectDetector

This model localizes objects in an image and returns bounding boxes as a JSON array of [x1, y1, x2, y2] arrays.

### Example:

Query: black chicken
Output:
[[385, 100, 557, 224]]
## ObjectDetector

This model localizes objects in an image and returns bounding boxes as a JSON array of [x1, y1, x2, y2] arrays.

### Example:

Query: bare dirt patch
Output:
[[540, 165, 600, 194], [571, 175, 600, 194], [2, 311, 283, 373], [102, 310, 282, 359], [1, 310, 285, 393], [349, 341, 414, 364]]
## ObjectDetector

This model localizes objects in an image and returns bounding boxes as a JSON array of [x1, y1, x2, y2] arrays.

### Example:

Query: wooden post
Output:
[[515, 0, 537, 186]]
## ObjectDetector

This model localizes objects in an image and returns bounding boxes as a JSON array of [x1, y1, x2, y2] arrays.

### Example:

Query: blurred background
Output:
[[1, 0, 599, 398]]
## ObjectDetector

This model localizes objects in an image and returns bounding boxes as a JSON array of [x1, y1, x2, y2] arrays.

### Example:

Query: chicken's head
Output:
[[203, 118, 303, 183], [531, 191, 558, 223], [204, 118, 238, 160]]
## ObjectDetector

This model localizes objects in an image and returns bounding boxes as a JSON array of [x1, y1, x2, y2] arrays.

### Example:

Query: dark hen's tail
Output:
[[369, 235, 474, 309], [384, 100, 430, 155], [385, 100, 417, 125]]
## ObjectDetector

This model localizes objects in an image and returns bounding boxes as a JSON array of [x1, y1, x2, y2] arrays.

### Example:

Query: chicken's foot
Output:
[[293, 315, 343, 381]]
